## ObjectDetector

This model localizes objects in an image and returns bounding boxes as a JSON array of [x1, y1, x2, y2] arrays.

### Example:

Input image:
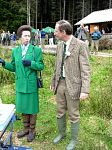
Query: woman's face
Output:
[[21, 30, 31, 45]]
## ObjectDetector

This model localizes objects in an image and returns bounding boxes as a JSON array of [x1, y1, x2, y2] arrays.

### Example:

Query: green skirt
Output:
[[16, 92, 39, 114]]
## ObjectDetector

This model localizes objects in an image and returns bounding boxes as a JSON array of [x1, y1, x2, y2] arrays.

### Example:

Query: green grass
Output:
[[0, 53, 112, 150], [99, 49, 112, 53]]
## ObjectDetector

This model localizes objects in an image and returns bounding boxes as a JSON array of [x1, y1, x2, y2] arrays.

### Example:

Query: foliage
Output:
[[0, 0, 111, 32], [0, 47, 15, 85], [0, 51, 112, 149], [0, 0, 26, 32], [99, 38, 112, 50]]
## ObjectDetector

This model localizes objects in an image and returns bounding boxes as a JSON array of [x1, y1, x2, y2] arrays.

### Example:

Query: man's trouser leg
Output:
[[17, 114, 30, 138], [27, 114, 37, 142], [66, 122, 79, 150], [95, 40, 99, 54], [53, 79, 67, 144], [65, 87, 80, 150], [91, 40, 94, 53], [53, 114, 66, 144]]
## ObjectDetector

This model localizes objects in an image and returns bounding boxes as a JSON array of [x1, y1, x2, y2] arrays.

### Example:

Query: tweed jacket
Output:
[[52, 36, 90, 99]]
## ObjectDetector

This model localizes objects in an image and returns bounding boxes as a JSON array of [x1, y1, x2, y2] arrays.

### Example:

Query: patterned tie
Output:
[[60, 43, 66, 78], [22, 45, 27, 60]]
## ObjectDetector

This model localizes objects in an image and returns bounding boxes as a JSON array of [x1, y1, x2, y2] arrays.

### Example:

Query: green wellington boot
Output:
[[66, 122, 79, 150], [27, 114, 37, 142], [17, 114, 30, 138], [53, 114, 66, 144]]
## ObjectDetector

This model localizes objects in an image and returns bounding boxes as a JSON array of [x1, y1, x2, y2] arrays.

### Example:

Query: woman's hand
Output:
[[22, 60, 31, 66], [0, 58, 5, 65]]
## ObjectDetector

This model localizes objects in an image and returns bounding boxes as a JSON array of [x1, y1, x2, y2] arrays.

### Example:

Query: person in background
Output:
[[0, 25, 44, 142], [1, 30, 6, 45], [30, 32, 35, 45], [35, 30, 40, 45], [50, 20, 90, 150], [84, 25, 90, 47], [91, 26, 102, 54], [0, 33, 1, 44], [11, 32, 16, 46], [6, 31, 11, 46], [48, 30, 54, 45], [40, 30, 46, 46], [101, 28, 105, 34], [77, 22, 89, 44]]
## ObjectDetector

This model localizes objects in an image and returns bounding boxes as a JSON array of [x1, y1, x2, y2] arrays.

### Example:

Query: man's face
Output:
[[54, 23, 64, 41], [21, 30, 31, 45]]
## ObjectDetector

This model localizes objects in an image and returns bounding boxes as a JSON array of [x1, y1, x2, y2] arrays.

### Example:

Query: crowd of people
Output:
[[0, 30, 17, 46], [0, 23, 102, 55], [30, 29, 56, 46], [75, 22, 102, 54], [0, 29, 56, 47]]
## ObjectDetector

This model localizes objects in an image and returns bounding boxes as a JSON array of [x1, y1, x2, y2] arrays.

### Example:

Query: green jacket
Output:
[[4, 44, 44, 93]]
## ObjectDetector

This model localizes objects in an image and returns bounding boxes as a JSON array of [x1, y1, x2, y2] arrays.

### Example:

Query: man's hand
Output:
[[22, 60, 31, 66], [50, 85, 55, 92], [80, 93, 89, 100]]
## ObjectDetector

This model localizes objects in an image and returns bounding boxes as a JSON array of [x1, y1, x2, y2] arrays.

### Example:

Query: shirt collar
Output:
[[21, 43, 29, 49], [65, 35, 73, 46]]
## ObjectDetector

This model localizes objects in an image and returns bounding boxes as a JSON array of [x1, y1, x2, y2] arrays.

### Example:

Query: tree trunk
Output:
[[90, 0, 93, 13], [60, 0, 62, 19], [82, 0, 85, 18], [63, 0, 66, 19], [109, 0, 112, 8], [27, 0, 30, 25], [35, 0, 38, 29]]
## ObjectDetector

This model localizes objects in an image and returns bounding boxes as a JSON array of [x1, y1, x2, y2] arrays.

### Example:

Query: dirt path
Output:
[[91, 52, 112, 57]]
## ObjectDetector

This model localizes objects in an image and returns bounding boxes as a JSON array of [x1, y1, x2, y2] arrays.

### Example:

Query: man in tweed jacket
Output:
[[51, 20, 90, 150]]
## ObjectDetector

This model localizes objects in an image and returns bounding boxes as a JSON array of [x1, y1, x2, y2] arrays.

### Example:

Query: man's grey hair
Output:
[[56, 20, 73, 35]]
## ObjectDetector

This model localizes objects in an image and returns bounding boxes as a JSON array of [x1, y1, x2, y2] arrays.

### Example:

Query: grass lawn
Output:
[[0, 53, 112, 150], [99, 49, 112, 53]]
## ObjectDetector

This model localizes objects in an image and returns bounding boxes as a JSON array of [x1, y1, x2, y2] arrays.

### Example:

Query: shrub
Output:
[[0, 47, 15, 84], [99, 38, 112, 50], [0, 68, 15, 85]]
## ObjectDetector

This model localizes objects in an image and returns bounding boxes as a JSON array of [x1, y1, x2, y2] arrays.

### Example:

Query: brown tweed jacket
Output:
[[52, 36, 90, 99]]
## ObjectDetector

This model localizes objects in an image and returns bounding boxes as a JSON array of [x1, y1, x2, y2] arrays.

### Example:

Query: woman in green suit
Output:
[[0, 25, 44, 142]]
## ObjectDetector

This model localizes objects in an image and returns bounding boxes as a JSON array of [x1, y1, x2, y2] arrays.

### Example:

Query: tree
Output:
[[109, 0, 112, 8], [0, 0, 111, 32], [0, 0, 26, 32], [35, 0, 38, 29], [27, 0, 30, 25], [63, 0, 66, 19]]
